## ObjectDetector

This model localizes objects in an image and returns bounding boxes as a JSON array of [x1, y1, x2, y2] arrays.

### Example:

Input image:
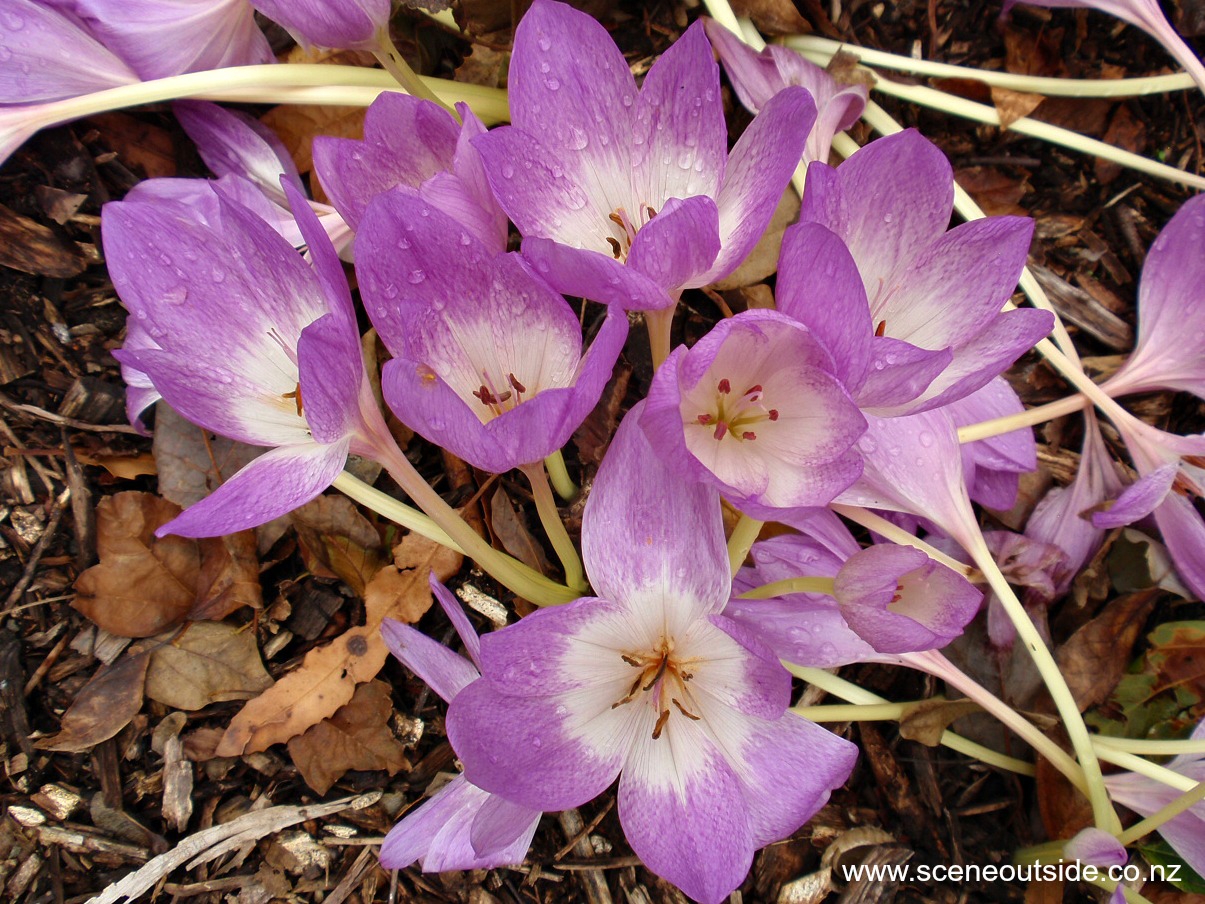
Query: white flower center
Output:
[[692, 377, 779, 443], [611, 638, 703, 740]]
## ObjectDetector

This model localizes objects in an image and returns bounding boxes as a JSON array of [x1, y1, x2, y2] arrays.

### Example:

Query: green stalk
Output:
[[726, 514, 763, 574], [1095, 735, 1205, 756], [646, 307, 676, 372], [544, 449, 578, 500], [736, 576, 836, 599], [1094, 747, 1197, 793], [372, 28, 458, 116], [830, 504, 977, 578], [957, 393, 1090, 443], [520, 463, 589, 595], [333, 471, 461, 551]]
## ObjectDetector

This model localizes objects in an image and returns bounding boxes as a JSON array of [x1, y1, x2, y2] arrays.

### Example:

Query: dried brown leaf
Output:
[[217, 531, 460, 755], [731, 0, 808, 35], [1095, 105, 1147, 184], [897, 698, 983, 746], [36, 650, 151, 752], [287, 680, 408, 794], [153, 403, 264, 509], [193, 531, 263, 622], [74, 450, 157, 480], [490, 486, 552, 575], [73, 493, 201, 638], [989, 86, 1044, 129], [261, 104, 365, 177], [145, 622, 273, 712], [1055, 589, 1158, 711], [712, 189, 799, 290], [291, 495, 385, 597]]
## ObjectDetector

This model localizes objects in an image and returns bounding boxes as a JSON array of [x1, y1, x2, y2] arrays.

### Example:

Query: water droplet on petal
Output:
[[545, 77, 560, 91], [501, 163, 515, 179], [569, 126, 588, 150], [537, 36, 551, 51], [407, 269, 426, 284], [918, 431, 935, 448]]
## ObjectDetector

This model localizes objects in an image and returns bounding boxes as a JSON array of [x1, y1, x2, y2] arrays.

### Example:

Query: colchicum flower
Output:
[[379, 577, 540, 871], [444, 406, 858, 904], [702, 18, 868, 166], [473, 0, 817, 310], [104, 182, 395, 536], [640, 309, 866, 516], [312, 92, 506, 250], [249, 0, 389, 51], [356, 189, 627, 474], [945, 377, 1038, 511], [788, 130, 1052, 416]]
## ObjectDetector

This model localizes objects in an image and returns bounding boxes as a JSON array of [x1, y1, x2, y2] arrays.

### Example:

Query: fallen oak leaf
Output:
[[145, 621, 273, 712], [287, 680, 409, 795]]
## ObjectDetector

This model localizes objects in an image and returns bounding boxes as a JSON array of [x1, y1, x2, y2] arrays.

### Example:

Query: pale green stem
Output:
[[372, 28, 457, 116], [1117, 779, 1205, 846], [958, 393, 1090, 443], [966, 533, 1120, 832], [1095, 735, 1205, 756], [830, 504, 977, 579], [727, 514, 763, 574], [544, 449, 578, 501], [1094, 747, 1198, 793], [865, 78, 1205, 191], [785, 663, 1035, 776], [792, 701, 906, 722], [1092, 881, 1156, 904], [736, 576, 836, 599], [370, 442, 577, 605], [333, 471, 461, 551], [520, 463, 588, 595], [645, 307, 676, 372], [787, 35, 1197, 96], [904, 650, 1088, 793], [10, 66, 509, 152]]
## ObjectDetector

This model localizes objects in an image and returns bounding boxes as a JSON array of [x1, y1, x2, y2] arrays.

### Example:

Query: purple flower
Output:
[[444, 405, 857, 904], [1103, 196, 1205, 400], [786, 131, 1052, 415], [249, 0, 389, 51], [0, 0, 137, 104], [726, 511, 981, 666], [945, 377, 1038, 511], [379, 578, 540, 871], [355, 189, 627, 473], [57, 0, 272, 79], [1005, 0, 1205, 92], [702, 18, 867, 166], [1105, 720, 1205, 877], [640, 310, 866, 515], [173, 101, 352, 254], [103, 182, 394, 537], [312, 92, 505, 249], [472, 0, 817, 310]]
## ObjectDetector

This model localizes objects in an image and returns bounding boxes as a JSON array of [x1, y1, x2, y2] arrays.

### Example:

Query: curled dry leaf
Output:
[[145, 621, 273, 712], [1054, 589, 1158, 713], [216, 529, 461, 756], [287, 680, 409, 795], [35, 649, 151, 753], [897, 698, 984, 747], [290, 495, 385, 597]]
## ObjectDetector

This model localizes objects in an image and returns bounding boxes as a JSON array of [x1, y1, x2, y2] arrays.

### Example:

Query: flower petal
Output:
[[521, 237, 676, 309], [583, 402, 730, 617], [627, 195, 721, 291], [380, 618, 480, 705], [431, 575, 482, 669], [158, 440, 348, 538], [1093, 463, 1178, 528]]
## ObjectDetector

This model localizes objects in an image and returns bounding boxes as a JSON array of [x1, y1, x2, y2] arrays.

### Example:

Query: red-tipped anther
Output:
[[713, 421, 729, 441], [875, 320, 887, 337], [508, 373, 527, 394], [744, 384, 763, 395], [741, 431, 757, 441], [697, 413, 715, 425], [768, 409, 779, 421], [717, 378, 731, 394]]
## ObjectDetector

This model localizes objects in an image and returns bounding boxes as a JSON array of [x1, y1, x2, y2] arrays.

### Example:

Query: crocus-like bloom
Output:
[[702, 18, 867, 166], [104, 181, 395, 537], [640, 310, 866, 515], [945, 377, 1037, 511], [445, 405, 858, 904], [1102, 195, 1205, 400], [1062, 827, 1128, 904], [249, 0, 389, 51], [356, 189, 627, 474], [472, 0, 817, 310], [726, 512, 981, 666], [173, 100, 352, 254], [312, 92, 506, 250], [789, 131, 1052, 415], [1005, 0, 1205, 93], [1105, 719, 1205, 877], [379, 578, 540, 871], [0, 0, 137, 105], [58, 0, 272, 79]]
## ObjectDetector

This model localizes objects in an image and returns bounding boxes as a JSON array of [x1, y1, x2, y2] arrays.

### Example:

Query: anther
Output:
[[741, 431, 756, 441], [875, 320, 887, 337], [717, 378, 731, 394], [643, 654, 670, 691], [621, 654, 642, 668], [652, 708, 671, 739], [713, 421, 729, 441], [472, 385, 497, 406], [697, 414, 714, 425], [646, 206, 657, 219], [768, 409, 779, 421], [508, 373, 527, 395], [282, 384, 304, 417], [672, 698, 701, 721], [606, 236, 622, 258]]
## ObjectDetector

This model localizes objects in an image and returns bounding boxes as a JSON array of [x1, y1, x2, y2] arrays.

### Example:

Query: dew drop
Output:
[[918, 431, 935, 448], [883, 212, 895, 224], [501, 163, 515, 179], [210, 266, 225, 284], [459, 232, 472, 246], [407, 269, 426, 284], [384, 283, 399, 299], [162, 286, 187, 305], [2, 12, 23, 30], [568, 126, 588, 150], [537, 36, 551, 51], [545, 77, 560, 91], [396, 237, 410, 250]]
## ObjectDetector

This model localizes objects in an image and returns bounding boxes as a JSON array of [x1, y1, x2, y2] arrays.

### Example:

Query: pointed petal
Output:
[[469, 792, 542, 860], [250, 0, 389, 50], [173, 100, 302, 202], [158, 440, 348, 538], [707, 86, 816, 283], [1093, 463, 1178, 528], [431, 575, 481, 669], [627, 195, 721, 291], [855, 337, 951, 411], [1152, 490, 1205, 599], [584, 403, 729, 615], [296, 314, 362, 445], [521, 237, 675, 309], [380, 618, 480, 704]]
